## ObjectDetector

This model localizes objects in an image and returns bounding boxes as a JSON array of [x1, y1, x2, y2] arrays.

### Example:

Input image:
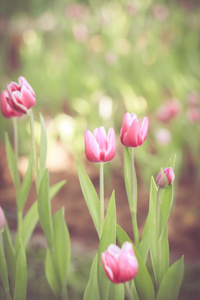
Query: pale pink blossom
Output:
[[1, 90, 22, 118], [186, 107, 200, 123], [156, 167, 175, 188], [101, 241, 138, 284], [84, 126, 116, 163], [157, 100, 181, 123], [120, 112, 148, 147]]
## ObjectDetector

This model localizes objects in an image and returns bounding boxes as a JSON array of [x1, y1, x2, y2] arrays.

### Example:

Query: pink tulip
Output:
[[1, 90, 22, 118], [101, 241, 138, 284], [84, 126, 116, 163], [6, 76, 36, 114], [156, 167, 175, 188], [0, 206, 5, 233], [156, 100, 181, 123], [120, 112, 148, 147]]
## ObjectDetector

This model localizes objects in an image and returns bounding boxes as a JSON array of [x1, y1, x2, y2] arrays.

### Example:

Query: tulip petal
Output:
[[84, 130, 100, 162], [141, 116, 148, 142], [21, 85, 36, 109], [0, 91, 21, 118], [123, 118, 142, 147], [105, 127, 116, 162]]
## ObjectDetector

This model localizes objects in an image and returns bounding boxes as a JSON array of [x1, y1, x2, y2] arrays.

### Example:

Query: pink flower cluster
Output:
[[1, 76, 36, 118]]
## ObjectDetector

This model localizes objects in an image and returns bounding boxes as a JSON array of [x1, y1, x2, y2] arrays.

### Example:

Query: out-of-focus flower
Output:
[[6, 76, 36, 114], [187, 92, 199, 106], [120, 112, 148, 147], [0, 206, 5, 233], [125, 1, 138, 16], [84, 126, 116, 163], [65, 3, 88, 20], [155, 128, 171, 145], [156, 167, 175, 188], [101, 241, 138, 284], [1, 90, 22, 118], [156, 99, 181, 123], [186, 107, 200, 123], [152, 4, 169, 22], [105, 52, 118, 65], [72, 24, 89, 43]]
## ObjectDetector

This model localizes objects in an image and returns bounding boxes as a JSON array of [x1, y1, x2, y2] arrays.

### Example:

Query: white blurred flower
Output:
[[99, 96, 113, 120], [155, 128, 171, 145]]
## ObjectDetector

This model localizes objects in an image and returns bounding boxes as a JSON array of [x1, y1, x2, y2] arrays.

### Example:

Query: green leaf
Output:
[[5, 133, 19, 188], [3, 219, 16, 294], [83, 254, 100, 300], [77, 159, 100, 237], [117, 225, 155, 300], [22, 180, 66, 249], [159, 185, 174, 241], [148, 176, 158, 286], [0, 236, 10, 294], [156, 256, 184, 300], [38, 114, 47, 185], [161, 228, 169, 277], [131, 281, 140, 300], [138, 214, 149, 262], [17, 152, 33, 211], [123, 147, 136, 212], [38, 169, 53, 250], [13, 240, 27, 300], [52, 208, 71, 288], [45, 249, 60, 297], [109, 282, 124, 300], [98, 191, 116, 300]]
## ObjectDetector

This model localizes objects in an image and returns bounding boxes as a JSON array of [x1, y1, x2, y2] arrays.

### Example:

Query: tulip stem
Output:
[[12, 117, 20, 190], [100, 162, 104, 236], [28, 109, 38, 188], [156, 187, 162, 288], [131, 148, 140, 248]]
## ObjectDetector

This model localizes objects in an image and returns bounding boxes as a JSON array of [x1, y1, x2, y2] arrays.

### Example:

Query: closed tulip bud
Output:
[[156, 167, 175, 188], [101, 241, 138, 284], [84, 126, 116, 163], [0, 207, 5, 233], [6, 76, 36, 114], [120, 112, 148, 147], [1, 90, 22, 118]]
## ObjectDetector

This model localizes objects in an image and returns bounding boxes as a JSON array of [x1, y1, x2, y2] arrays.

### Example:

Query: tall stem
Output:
[[130, 148, 139, 247], [12, 118, 20, 190], [28, 109, 38, 188], [99, 162, 104, 236], [156, 188, 162, 288]]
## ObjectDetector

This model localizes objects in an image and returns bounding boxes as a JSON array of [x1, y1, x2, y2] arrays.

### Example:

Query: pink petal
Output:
[[104, 127, 116, 162], [118, 251, 138, 282], [19, 76, 35, 96], [120, 113, 132, 144], [84, 130, 100, 162], [0, 91, 21, 118], [21, 85, 36, 109], [123, 118, 142, 147], [93, 127, 107, 161], [140, 116, 148, 142]]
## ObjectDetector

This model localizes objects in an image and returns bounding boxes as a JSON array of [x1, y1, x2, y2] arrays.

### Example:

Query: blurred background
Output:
[[0, 0, 200, 299]]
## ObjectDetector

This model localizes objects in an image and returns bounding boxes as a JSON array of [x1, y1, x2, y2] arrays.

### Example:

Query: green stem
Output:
[[12, 118, 20, 191], [99, 162, 104, 236], [156, 188, 162, 288], [125, 282, 132, 300], [130, 148, 139, 247], [28, 109, 38, 189]]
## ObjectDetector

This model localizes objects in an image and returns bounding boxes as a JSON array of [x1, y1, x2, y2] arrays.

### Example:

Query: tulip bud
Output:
[[84, 126, 116, 163], [156, 167, 175, 188], [6, 76, 36, 114], [0, 207, 5, 233], [1, 90, 22, 118], [120, 112, 148, 148], [101, 241, 138, 284]]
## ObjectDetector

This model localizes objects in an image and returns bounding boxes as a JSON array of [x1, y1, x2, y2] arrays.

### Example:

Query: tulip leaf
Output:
[[77, 159, 100, 237], [83, 254, 100, 300], [0, 236, 10, 294], [38, 169, 53, 250], [131, 281, 140, 300], [13, 240, 27, 300], [52, 208, 71, 289], [156, 256, 184, 300], [138, 214, 149, 262], [5, 132, 20, 188], [117, 225, 155, 300], [159, 185, 174, 241], [17, 152, 33, 211], [123, 147, 136, 212], [22, 180, 66, 249], [98, 191, 116, 300], [3, 219, 16, 294], [109, 282, 124, 300], [38, 114, 47, 186], [161, 228, 169, 278], [148, 176, 158, 286], [45, 249, 60, 297]]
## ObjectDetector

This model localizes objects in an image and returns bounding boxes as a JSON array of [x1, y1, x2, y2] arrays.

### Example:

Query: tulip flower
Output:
[[1, 90, 22, 118], [0, 206, 5, 233], [101, 241, 138, 284], [120, 112, 148, 147], [6, 76, 36, 114], [156, 167, 175, 188], [84, 126, 116, 163], [156, 99, 181, 123]]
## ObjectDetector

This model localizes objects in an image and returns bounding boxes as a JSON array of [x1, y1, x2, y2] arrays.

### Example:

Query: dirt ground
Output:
[[0, 143, 200, 263]]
